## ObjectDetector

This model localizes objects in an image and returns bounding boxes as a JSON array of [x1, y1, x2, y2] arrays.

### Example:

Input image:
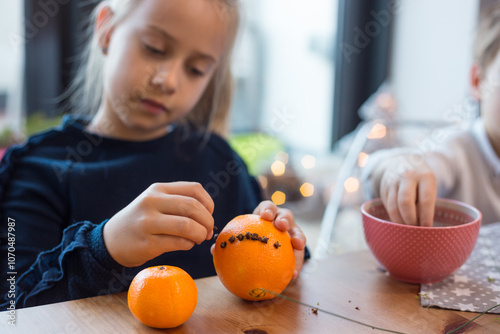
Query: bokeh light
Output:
[[358, 152, 369, 168], [271, 191, 286, 205], [367, 123, 387, 139], [301, 155, 316, 169], [300, 182, 314, 197], [271, 160, 286, 176], [344, 177, 360, 193]]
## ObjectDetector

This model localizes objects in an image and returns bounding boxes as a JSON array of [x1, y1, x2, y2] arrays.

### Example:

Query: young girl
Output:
[[363, 3, 500, 227], [0, 0, 307, 308]]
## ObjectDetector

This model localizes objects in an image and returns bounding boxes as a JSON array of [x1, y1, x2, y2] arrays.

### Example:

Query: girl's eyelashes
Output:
[[144, 44, 165, 56], [189, 67, 205, 77], [141, 38, 210, 78], [189, 62, 215, 77]]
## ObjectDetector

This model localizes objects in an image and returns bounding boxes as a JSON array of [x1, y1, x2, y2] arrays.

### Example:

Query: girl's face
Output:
[[474, 51, 500, 157], [95, 0, 229, 140]]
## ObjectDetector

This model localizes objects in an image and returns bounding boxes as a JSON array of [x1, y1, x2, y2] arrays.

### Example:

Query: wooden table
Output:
[[2, 251, 499, 334]]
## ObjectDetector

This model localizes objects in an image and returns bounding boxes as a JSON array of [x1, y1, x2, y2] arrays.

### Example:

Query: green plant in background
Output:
[[0, 127, 16, 147], [25, 112, 63, 136], [229, 133, 286, 176], [0, 112, 63, 148]]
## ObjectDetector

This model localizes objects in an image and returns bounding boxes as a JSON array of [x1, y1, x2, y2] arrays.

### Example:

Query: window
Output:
[[232, 0, 338, 154], [0, 2, 24, 137]]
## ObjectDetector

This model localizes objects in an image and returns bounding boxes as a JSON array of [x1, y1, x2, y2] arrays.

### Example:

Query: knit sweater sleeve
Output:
[[0, 144, 124, 309]]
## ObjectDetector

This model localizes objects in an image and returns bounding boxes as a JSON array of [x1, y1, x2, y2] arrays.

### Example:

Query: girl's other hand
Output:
[[253, 200, 307, 279], [378, 156, 437, 227], [103, 182, 214, 267]]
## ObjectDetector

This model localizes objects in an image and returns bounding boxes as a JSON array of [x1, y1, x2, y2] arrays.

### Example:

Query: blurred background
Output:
[[0, 0, 491, 249]]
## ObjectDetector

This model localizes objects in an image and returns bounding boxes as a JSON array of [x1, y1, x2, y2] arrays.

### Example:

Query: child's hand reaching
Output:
[[253, 200, 307, 279], [103, 182, 214, 267], [375, 155, 438, 227]]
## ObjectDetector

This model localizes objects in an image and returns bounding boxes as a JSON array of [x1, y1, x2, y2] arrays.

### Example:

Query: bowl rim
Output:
[[361, 198, 482, 230]]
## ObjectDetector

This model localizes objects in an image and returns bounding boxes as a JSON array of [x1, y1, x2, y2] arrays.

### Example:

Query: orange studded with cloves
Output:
[[213, 214, 295, 301]]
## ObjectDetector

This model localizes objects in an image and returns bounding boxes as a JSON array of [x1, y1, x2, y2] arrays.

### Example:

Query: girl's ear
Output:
[[95, 5, 114, 54], [470, 62, 482, 101]]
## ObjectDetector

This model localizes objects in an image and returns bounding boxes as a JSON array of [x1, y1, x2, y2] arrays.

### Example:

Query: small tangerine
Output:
[[127, 265, 198, 328]]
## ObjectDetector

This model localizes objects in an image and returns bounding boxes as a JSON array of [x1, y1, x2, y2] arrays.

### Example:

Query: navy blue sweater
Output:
[[0, 116, 263, 308]]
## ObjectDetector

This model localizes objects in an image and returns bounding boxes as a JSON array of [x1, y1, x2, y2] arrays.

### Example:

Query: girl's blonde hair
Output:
[[473, 2, 500, 74], [69, 0, 240, 137]]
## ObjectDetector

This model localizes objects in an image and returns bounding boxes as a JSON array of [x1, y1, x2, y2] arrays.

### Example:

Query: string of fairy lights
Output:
[[260, 122, 388, 207], [257, 152, 316, 206]]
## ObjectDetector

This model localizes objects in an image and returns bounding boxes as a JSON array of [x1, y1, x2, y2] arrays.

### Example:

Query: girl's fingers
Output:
[[289, 227, 306, 250], [287, 226, 306, 279], [253, 202, 293, 232], [155, 193, 214, 239], [378, 160, 438, 227], [154, 182, 215, 214], [253, 200, 277, 221], [417, 177, 437, 227], [383, 184, 404, 225], [150, 234, 196, 254], [149, 214, 210, 245], [293, 249, 305, 279], [397, 179, 418, 226], [151, 182, 215, 239], [273, 208, 293, 231]]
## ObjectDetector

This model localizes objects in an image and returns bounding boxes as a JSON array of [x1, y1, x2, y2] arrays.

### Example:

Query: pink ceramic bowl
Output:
[[361, 198, 481, 284]]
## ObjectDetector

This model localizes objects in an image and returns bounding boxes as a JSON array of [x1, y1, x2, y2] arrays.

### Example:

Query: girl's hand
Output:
[[253, 200, 307, 279], [376, 156, 437, 227], [103, 182, 214, 267]]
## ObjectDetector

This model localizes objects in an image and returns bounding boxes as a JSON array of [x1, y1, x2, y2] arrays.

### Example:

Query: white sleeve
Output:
[[422, 140, 462, 198]]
